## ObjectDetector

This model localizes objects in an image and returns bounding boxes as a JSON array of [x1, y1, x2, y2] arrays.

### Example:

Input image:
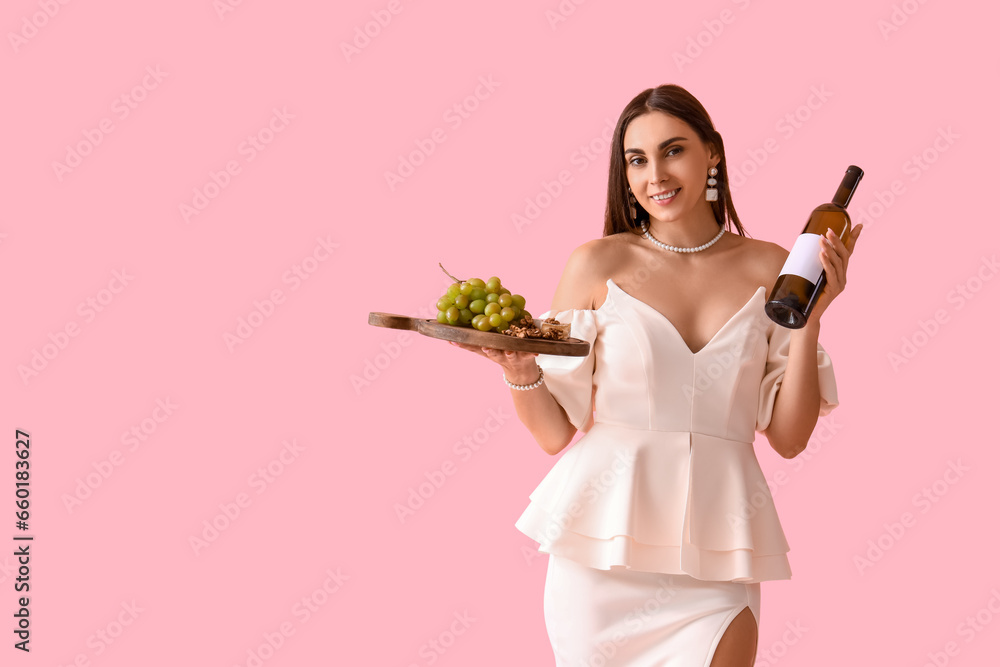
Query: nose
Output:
[[648, 159, 667, 186]]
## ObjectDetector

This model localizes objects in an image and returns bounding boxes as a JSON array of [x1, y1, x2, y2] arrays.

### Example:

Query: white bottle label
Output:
[[779, 233, 825, 284]]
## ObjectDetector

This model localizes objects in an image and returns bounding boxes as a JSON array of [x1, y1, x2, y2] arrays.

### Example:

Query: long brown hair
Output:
[[603, 84, 747, 239]]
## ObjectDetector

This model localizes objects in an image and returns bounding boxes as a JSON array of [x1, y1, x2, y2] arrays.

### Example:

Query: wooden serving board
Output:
[[368, 312, 590, 357]]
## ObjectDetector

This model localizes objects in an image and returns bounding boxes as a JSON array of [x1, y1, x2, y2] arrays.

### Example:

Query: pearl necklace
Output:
[[641, 222, 725, 253]]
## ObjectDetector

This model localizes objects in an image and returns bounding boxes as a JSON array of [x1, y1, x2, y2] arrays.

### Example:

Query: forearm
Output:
[[506, 364, 578, 456], [765, 320, 823, 458]]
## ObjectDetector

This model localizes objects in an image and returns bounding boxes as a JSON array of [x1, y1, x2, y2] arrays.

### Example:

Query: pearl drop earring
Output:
[[706, 167, 719, 202]]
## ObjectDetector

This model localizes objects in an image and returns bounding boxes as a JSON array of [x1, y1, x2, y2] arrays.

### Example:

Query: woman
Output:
[[451, 84, 861, 666]]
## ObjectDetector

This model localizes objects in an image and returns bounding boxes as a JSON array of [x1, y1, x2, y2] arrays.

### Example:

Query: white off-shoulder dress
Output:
[[514, 278, 838, 666]]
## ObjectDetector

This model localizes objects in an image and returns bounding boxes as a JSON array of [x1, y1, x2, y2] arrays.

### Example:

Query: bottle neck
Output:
[[832, 165, 864, 208]]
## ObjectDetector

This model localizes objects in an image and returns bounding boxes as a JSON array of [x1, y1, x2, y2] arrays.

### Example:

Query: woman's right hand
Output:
[[448, 341, 540, 384]]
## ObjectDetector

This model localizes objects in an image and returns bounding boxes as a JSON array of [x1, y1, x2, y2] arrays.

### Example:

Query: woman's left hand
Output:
[[809, 224, 863, 323]]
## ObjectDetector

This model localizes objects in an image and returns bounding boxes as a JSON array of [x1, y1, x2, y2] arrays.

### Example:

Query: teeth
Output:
[[652, 189, 679, 200]]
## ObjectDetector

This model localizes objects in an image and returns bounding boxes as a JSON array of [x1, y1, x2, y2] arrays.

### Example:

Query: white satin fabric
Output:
[[515, 278, 839, 584]]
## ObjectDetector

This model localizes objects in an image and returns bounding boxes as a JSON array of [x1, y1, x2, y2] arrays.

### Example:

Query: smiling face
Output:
[[623, 110, 720, 227]]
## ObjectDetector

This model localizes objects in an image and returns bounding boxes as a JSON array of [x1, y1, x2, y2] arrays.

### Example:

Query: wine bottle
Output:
[[764, 165, 864, 329]]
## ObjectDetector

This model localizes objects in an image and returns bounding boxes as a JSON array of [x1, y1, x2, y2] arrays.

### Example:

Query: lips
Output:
[[650, 187, 680, 202]]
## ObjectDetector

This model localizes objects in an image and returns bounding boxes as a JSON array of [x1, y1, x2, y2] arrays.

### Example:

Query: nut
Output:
[[540, 318, 571, 340], [501, 317, 566, 340]]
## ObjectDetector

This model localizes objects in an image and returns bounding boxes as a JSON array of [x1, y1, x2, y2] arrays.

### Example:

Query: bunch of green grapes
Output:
[[435, 273, 531, 333]]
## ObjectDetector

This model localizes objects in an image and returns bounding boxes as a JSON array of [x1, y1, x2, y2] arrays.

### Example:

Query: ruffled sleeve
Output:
[[533, 308, 599, 432], [756, 320, 839, 433]]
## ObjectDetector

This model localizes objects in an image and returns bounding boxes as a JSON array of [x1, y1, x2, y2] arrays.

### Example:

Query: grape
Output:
[[435, 268, 532, 334]]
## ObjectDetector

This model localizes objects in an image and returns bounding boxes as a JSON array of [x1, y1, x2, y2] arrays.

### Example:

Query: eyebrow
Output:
[[624, 137, 688, 156]]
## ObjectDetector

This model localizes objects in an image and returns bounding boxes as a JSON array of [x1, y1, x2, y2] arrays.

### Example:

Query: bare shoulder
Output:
[[574, 234, 631, 269], [550, 235, 627, 311], [729, 234, 789, 285]]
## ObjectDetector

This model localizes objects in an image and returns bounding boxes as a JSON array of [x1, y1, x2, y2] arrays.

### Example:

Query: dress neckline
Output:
[[602, 278, 766, 356]]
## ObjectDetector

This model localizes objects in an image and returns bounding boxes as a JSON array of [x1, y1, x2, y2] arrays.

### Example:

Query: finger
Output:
[[824, 228, 849, 255], [502, 350, 532, 371], [822, 232, 848, 268], [449, 341, 538, 362], [831, 234, 851, 273], [820, 243, 845, 290], [504, 350, 534, 364], [482, 347, 516, 363], [832, 229, 854, 273], [448, 341, 489, 358], [845, 224, 863, 254]]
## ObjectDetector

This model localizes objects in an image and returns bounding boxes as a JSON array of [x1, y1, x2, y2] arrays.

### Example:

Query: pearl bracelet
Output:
[[504, 366, 544, 391]]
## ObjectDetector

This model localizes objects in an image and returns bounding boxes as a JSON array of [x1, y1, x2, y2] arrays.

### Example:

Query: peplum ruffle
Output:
[[515, 425, 792, 583], [516, 282, 839, 584]]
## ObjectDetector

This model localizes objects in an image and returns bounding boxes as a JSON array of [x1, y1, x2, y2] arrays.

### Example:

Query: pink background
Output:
[[3, 0, 998, 664]]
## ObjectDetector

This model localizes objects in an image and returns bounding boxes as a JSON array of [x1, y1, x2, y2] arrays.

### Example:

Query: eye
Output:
[[628, 156, 645, 166], [666, 146, 683, 156]]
